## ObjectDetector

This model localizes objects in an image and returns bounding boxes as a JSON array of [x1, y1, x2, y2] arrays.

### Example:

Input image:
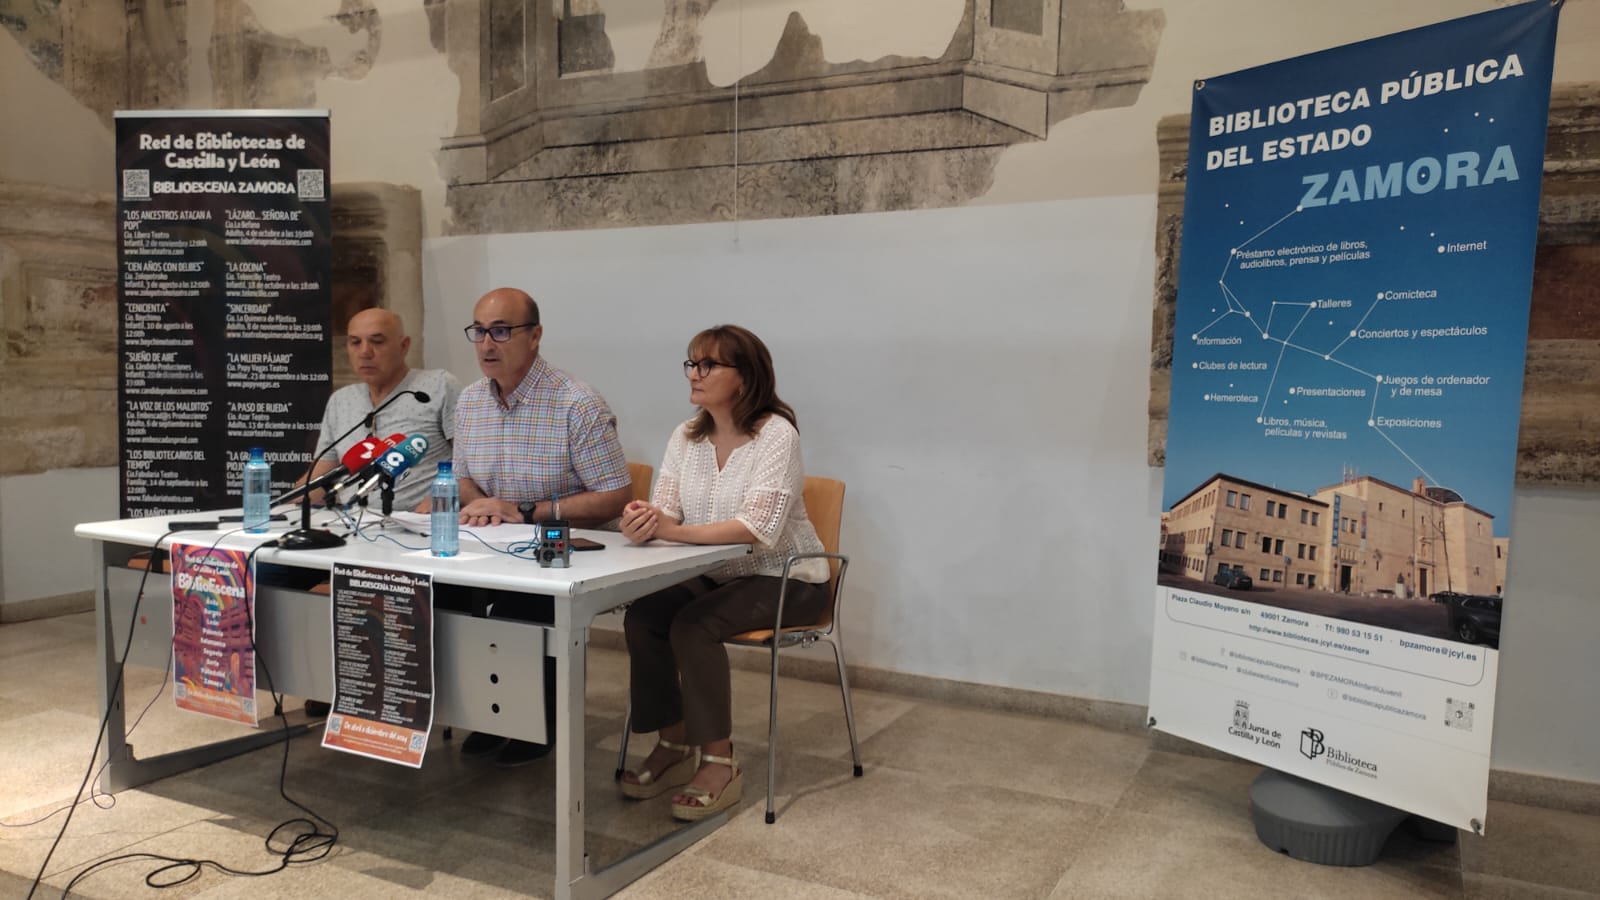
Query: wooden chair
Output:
[[615, 476, 862, 824], [628, 461, 654, 506]]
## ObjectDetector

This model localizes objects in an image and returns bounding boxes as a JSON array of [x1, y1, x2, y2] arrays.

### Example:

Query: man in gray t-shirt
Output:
[[308, 308, 461, 511]]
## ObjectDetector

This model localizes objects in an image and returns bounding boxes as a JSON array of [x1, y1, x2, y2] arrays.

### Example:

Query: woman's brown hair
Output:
[[684, 324, 797, 440]]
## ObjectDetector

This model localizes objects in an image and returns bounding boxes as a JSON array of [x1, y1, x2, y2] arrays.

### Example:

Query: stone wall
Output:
[[0, 180, 422, 478], [441, 0, 1165, 234], [0, 182, 119, 476], [1147, 83, 1600, 486]]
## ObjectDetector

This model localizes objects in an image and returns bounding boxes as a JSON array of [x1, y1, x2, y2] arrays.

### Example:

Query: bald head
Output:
[[345, 307, 411, 399], [475, 288, 539, 327], [348, 306, 407, 339]]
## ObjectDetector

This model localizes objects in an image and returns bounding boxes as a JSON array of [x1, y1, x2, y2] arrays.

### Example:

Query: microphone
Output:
[[273, 461, 351, 507], [378, 434, 430, 479], [284, 391, 429, 506], [348, 434, 430, 504], [328, 433, 404, 497], [362, 389, 432, 430], [273, 434, 397, 507], [276, 389, 428, 551]]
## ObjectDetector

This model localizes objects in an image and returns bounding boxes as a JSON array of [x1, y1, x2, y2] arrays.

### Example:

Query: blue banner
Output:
[[1151, 1, 1559, 831]]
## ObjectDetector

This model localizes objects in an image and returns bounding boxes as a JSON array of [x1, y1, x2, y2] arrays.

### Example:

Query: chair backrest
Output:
[[802, 475, 846, 628], [628, 461, 654, 506]]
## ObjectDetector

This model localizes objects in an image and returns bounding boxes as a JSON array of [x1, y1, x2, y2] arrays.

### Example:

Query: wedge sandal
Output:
[[670, 752, 743, 821], [619, 739, 699, 800]]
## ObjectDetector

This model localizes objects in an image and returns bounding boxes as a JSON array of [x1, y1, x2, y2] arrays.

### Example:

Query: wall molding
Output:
[[589, 624, 1599, 817], [0, 590, 94, 623]]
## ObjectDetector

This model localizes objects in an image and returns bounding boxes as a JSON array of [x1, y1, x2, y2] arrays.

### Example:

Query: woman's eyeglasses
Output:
[[683, 358, 731, 378], [464, 323, 537, 343]]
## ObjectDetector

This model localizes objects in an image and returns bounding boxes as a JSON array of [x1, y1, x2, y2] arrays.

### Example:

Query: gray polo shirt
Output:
[[315, 368, 461, 511]]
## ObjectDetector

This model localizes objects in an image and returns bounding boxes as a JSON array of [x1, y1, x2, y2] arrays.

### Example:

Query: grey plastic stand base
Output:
[[1250, 769, 1410, 866]]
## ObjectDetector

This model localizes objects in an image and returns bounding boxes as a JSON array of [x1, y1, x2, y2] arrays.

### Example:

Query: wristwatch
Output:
[[518, 500, 537, 524]]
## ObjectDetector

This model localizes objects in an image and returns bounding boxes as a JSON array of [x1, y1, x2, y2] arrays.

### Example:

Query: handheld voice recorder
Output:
[[537, 519, 571, 568]]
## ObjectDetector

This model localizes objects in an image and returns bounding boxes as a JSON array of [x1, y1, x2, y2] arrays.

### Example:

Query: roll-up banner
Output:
[[115, 110, 332, 518], [1150, 1, 1559, 832]]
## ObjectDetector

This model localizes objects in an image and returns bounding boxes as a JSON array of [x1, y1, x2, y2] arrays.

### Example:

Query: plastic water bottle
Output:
[[431, 462, 460, 557], [242, 447, 272, 533]]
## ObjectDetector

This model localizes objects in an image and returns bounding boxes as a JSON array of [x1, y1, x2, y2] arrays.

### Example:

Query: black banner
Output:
[[115, 110, 332, 517], [324, 563, 435, 767]]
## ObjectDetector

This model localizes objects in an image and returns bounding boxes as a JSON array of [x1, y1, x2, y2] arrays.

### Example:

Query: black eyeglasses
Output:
[[683, 358, 732, 378], [465, 323, 537, 343]]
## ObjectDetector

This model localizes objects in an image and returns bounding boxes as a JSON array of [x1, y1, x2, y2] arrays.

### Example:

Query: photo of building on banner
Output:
[[171, 543, 257, 726], [1148, 0, 1560, 832], [323, 563, 435, 768]]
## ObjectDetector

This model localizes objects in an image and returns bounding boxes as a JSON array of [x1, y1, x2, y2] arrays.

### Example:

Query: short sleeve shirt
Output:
[[452, 355, 630, 504], [653, 416, 828, 584], [315, 368, 461, 511]]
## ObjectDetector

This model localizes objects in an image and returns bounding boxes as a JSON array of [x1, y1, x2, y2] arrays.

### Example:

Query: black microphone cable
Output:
[[5, 531, 178, 843], [29, 532, 340, 897], [23, 526, 189, 898], [0, 616, 176, 828]]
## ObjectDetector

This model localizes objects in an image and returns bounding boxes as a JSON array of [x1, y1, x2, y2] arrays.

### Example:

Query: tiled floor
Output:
[[1, 612, 1596, 899]]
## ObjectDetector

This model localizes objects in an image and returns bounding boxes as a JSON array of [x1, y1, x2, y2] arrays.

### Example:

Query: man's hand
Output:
[[460, 497, 518, 527], [619, 500, 661, 544]]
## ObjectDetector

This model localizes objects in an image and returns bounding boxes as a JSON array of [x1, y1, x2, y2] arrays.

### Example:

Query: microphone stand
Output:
[[273, 388, 429, 550], [278, 488, 347, 550]]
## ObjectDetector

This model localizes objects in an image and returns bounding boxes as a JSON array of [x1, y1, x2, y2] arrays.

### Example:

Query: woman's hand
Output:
[[620, 500, 661, 544]]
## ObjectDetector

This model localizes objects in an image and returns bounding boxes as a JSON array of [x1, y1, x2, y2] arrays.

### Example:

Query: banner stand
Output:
[[1149, 0, 1560, 842], [1249, 768, 1442, 866]]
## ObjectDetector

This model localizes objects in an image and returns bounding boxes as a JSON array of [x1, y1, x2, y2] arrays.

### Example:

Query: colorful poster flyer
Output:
[[1149, 1, 1559, 832], [322, 563, 435, 768], [171, 542, 258, 726], [114, 110, 332, 518]]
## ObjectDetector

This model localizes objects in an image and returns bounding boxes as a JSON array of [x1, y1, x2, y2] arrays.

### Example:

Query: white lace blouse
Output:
[[652, 416, 829, 584]]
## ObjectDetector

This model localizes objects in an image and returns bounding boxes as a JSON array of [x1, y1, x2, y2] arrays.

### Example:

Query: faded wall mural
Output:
[[439, 0, 1166, 232]]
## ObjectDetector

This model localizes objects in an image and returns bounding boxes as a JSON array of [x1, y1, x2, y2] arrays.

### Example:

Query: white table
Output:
[[75, 512, 749, 899]]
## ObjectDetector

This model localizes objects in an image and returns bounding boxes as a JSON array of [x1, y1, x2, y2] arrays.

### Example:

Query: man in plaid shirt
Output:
[[454, 288, 631, 526], [451, 286, 632, 765]]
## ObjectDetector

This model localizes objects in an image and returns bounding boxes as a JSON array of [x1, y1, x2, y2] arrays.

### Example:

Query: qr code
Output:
[[408, 733, 425, 751], [123, 169, 150, 200], [242, 697, 255, 715], [296, 168, 325, 201], [327, 715, 342, 734], [1444, 697, 1475, 732], [174, 683, 188, 700]]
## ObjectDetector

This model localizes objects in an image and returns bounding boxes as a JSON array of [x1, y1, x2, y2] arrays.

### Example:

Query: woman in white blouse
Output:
[[618, 325, 828, 821]]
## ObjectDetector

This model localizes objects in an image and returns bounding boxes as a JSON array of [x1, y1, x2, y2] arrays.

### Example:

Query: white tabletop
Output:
[[75, 510, 749, 598]]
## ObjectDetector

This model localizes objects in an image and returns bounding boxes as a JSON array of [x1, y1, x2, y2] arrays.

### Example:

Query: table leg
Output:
[[553, 594, 733, 900], [94, 542, 313, 793], [555, 607, 588, 900], [95, 544, 132, 785]]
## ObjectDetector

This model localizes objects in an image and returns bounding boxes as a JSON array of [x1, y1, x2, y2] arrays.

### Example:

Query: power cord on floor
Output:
[[4, 536, 184, 829], [23, 528, 183, 899], [27, 534, 340, 897], [0, 635, 174, 827]]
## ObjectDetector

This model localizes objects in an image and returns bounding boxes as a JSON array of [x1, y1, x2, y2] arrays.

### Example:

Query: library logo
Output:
[[1300, 727, 1326, 760]]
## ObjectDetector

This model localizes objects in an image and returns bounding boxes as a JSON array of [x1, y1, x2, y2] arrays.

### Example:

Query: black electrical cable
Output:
[[0, 635, 174, 827], [29, 533, 340, 897], [23, 527, 182, 899]]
